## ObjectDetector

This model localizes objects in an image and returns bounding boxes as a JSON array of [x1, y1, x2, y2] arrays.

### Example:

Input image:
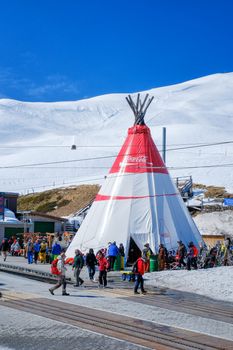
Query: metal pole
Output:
[[162, 127, 166, 164], [0, 193, 4, 221], [23, 212, 26, 233]]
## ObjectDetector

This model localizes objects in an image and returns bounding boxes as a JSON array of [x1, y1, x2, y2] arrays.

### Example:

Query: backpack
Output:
[[51, 258, 61, 275]]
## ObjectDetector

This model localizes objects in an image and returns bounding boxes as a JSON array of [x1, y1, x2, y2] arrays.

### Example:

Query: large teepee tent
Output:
[[66, 94, 203, 258]]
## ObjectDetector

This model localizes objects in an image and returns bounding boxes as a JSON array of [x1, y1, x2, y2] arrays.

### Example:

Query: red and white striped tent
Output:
[[66, 94, 203, 258]]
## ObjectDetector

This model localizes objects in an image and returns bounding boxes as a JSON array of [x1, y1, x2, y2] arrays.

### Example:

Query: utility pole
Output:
[[162, 127, 166, 164], [0, 192, 4, 221]]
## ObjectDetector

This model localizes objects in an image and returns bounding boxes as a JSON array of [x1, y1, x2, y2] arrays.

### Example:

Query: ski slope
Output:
[[0, 72, 233, 194]]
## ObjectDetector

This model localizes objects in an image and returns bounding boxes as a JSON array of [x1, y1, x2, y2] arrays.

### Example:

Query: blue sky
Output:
[[0, 0, 232, 102]]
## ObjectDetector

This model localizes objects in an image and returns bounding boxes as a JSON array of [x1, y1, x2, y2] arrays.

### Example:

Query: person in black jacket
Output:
[[86, 248, 97, 281], [73, 249, 84, 287], [118, 243, 125, 257], [177, 241, 187, 268], [1, 238, 9, 261]]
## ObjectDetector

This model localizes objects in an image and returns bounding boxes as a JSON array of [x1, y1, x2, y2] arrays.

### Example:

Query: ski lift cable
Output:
[[5, 161, 233, 193], [0, 139, 233, 149], [1, 139, 233, 169]]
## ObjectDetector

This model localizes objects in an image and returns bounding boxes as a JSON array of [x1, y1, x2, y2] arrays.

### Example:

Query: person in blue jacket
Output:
[[51, 240, 62, 261], [107, 241, 119, 271], [27, 239, 34, 264], [33, 239, 41, 264]]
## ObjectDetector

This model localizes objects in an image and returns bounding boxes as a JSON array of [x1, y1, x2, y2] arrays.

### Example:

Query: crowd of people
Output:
[[159, 238, 233, 271], [1, 234, 232, 296], [0, 233, 69, 264], [47, 240, 151, 296], [48, 241, 124, 295], [0, 236, 51, 264]]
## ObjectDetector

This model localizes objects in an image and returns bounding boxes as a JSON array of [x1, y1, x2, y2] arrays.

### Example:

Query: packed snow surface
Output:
[[0, 73, 233, 194], [193, 210, 233, 236], [147, 266, 233, 303]]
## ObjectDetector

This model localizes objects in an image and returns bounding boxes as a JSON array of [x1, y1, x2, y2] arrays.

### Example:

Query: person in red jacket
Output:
[[186, 241, 198, 270], [96, 250, 109, 288], [133, 255, 147, 295]]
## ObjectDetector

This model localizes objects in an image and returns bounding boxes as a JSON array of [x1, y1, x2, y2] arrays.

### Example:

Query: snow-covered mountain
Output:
[[0, 72, 233, 194]]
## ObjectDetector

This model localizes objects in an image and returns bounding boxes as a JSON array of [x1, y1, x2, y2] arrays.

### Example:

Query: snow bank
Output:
[[146, 266, 233, 302], [194, 210, 233, 237]]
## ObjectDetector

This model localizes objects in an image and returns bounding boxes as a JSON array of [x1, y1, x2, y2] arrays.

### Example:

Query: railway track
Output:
[[75, 277, 233, 325], [1, 292, 232, 350], [100, 285, 233, 324], [1, 267, 232, 325]]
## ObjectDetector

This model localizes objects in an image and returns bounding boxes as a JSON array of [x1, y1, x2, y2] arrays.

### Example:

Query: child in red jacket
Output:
[[96, 250, 109, 288]]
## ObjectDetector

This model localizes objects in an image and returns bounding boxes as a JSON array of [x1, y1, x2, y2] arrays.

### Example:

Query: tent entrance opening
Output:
[[127, 237, 141, 264]]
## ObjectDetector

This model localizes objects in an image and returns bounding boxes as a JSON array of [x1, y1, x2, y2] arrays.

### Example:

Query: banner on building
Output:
[[223, 198, 233, 206]]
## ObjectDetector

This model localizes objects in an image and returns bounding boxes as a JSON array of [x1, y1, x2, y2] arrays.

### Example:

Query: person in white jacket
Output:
[[49, 252, 69, 296]]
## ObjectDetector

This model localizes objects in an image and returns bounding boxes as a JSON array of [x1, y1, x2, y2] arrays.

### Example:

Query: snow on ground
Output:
[[1, 73, 233, 194], [146, 266, 233, 302], [193, 210, 233, 237]]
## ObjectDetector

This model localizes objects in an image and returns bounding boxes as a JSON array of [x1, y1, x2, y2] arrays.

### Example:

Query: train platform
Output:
[[1, 254, 233, 349], [0, 254, 125, 284]]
